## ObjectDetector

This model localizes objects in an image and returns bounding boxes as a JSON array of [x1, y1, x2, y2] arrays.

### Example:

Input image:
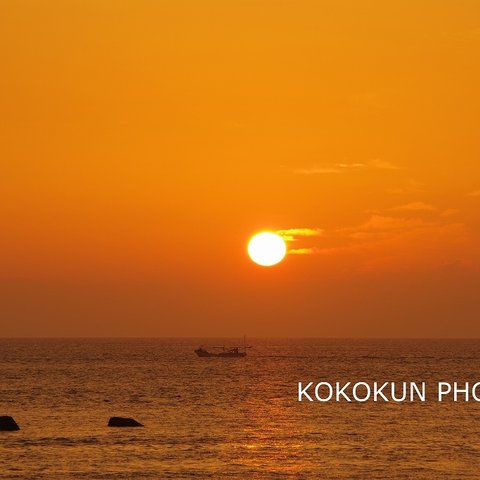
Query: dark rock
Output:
[[0, 416, 20, 431], [108, 416, 143, 427]]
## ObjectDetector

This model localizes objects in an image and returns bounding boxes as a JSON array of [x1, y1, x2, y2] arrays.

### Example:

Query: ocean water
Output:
[[1, 338, 480, 479]]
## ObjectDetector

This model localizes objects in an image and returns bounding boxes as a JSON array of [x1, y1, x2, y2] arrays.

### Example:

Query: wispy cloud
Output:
[[389, 202, 437, 212], [275, 228, 324, 254], [317, 214, 472, 274], [441, 208, 459, 217], [344, 215, 431, 239], [368, 202, 459, 219], [387, 179, 426, 195], [337, 163, 366, 168], [277, 228, 323, 237], [367, 159, 401, 170], [294, 159, 400, 175], [288, 248, 318, 255], [293, 167, 342, 174], [467, 190, 480, 197], [277, 228, 323, 242], [276, 211, 473, 269]]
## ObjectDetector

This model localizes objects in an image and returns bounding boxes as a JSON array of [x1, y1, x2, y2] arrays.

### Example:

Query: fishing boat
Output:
[[194, 337, 249, 358]]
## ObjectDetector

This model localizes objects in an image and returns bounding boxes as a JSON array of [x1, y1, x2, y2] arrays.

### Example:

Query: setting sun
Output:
[[247, 232, 287, 267]]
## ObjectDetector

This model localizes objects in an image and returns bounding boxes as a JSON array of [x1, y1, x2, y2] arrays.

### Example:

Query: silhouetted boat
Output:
[[195, 337, 249, 358]]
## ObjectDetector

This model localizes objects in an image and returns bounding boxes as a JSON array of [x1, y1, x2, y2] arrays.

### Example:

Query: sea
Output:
[[1, 338, 480, 479]]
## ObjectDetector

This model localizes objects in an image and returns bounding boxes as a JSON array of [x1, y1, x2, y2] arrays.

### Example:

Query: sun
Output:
[[247, 232, 287, 267]]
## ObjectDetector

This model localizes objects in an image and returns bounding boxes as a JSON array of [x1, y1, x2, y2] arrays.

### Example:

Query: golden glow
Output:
[[1, 1, 480, 337], [248, 232, 287, 267]]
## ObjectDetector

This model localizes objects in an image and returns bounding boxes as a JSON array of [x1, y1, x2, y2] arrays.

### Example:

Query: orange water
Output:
[[1, 338, 480, 478]]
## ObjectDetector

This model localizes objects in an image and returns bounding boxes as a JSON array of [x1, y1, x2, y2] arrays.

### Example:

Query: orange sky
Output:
[[1, 0, 479, 337]]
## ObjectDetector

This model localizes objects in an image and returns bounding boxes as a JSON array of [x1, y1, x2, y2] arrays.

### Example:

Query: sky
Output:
[[1, 0, 479, 337]]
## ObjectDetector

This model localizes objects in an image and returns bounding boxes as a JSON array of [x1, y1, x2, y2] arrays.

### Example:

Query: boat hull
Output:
[[194, 348, 246, 358]]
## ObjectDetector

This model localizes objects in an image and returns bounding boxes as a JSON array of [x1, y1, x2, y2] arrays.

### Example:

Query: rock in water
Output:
[[108, 416, 143, 427], [0, 416, 20, 431]]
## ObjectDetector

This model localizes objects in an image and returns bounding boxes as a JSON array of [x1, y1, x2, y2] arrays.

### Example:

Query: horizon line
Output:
[[1, 336, 479, 341]]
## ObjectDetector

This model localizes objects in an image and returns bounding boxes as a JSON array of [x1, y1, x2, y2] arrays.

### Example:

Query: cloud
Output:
[[441, 208, 459, 217], [276, 213, 475, 273], [313, 214, 474, 276], [274, 228, 324, 254], [277, 228, 323, 242], [370, 202, 458, 218], [387, 179, 426, 195], [277, 228, 323, 237], [293, 159, 400, 175], [467, 190, 480, 197], [367, 159, 401, 170], [293, 167, 342, 174], [389, 202, 437, 212], [344, 215, 431, 239], [337, 163, 366, 169], [288, 248, 318, 255]]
